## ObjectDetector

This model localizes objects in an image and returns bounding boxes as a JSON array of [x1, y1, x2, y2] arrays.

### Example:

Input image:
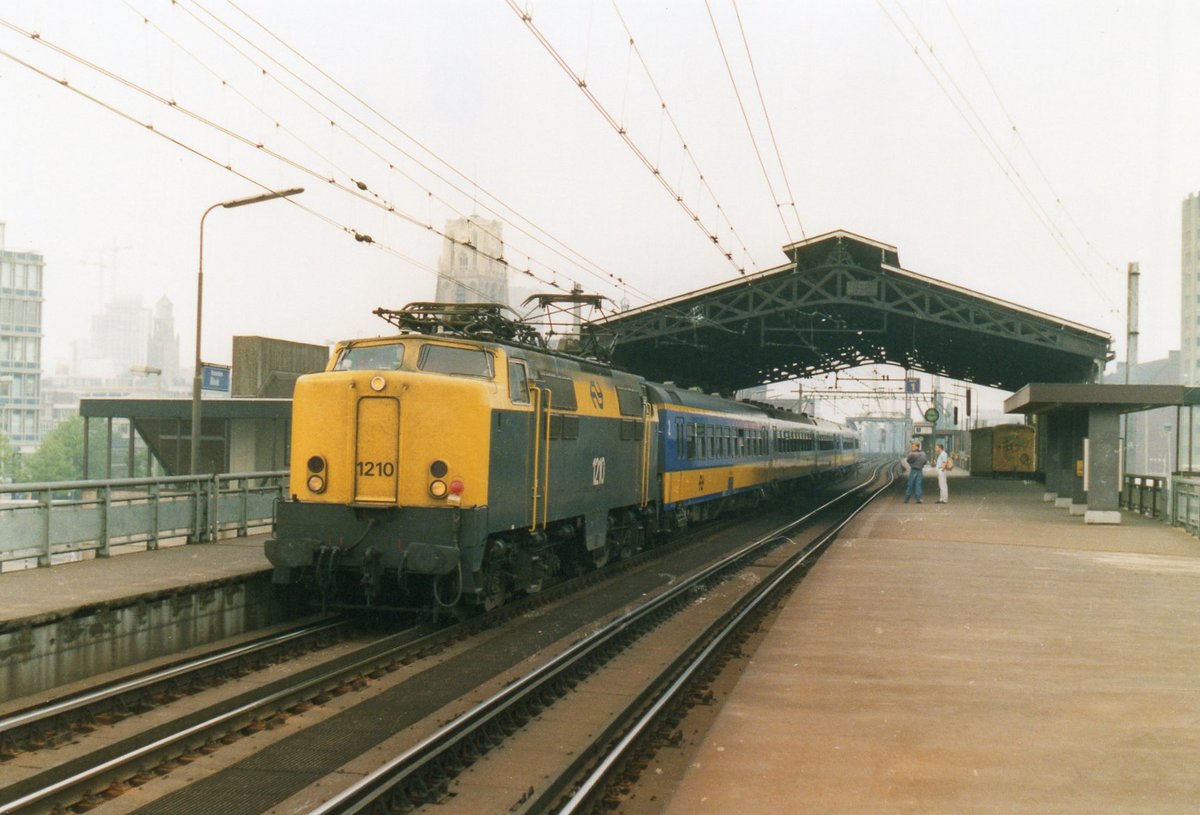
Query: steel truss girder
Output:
[[607, 264, 1097, 357], [594, 251, 1109, 392]]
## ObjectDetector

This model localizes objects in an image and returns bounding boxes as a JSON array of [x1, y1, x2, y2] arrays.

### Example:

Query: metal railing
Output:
[[1121, 473, 1166, 519], [1171, 476, 1200, 536], [0, 471, 286, 569]]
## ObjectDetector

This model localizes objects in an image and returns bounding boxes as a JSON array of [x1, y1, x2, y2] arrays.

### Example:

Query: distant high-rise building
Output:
[[435, 216, 509, 306], [146, 296, 181, 384], [1183, 193, 1200, 384], [0, 222, 45, 452], [73, 297, 149, 379]]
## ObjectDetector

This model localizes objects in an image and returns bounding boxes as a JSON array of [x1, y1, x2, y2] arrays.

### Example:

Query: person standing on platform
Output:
[[903, 442, 928, 503], [934, 442, 950, 504]]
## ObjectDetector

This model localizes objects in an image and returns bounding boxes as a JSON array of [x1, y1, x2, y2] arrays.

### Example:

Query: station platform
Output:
[[662, 475, 1200, 814], [1, 535, 273, 630], [0, 535, 278, 699]]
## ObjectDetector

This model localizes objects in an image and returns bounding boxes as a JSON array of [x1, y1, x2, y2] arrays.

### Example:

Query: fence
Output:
[[0, 471, 286, 569], [1171, 476, 1200, 537], [1121, 474, 1166, 519]]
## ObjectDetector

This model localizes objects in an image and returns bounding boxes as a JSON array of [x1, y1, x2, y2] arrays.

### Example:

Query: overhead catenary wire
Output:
[[0, 14, 575, 305], [1, 7, 733, 354], [874, 0, 1120, 316], [168, 0, 632, 306], [0, 39, 560, 311], [703, 0, 794, 245], [204, 0, 656, 307], [729, 0, 807, 241], [940, 0, 1121, 276], [508, 0, 758, 275], [606, 0, 762, 274], [181, 0, 753, 339]]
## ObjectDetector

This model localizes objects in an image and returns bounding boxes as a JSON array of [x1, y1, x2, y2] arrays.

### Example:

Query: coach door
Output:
[[354, 397, 400, 503]]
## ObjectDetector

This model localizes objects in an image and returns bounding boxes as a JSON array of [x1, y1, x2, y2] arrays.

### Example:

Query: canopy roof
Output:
[[589, 230, 1111, 394]]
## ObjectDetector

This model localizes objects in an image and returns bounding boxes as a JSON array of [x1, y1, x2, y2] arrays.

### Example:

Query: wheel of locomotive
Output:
[[477, 543, 509, 611], [590, 542, 611, 570]]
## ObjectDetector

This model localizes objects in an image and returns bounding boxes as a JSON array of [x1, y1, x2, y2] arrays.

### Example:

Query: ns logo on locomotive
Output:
[[265, 301, 861, 614]]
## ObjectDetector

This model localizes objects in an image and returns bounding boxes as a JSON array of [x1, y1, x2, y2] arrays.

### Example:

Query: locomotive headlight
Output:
[[369, 375, 386, 392], [429, 480, 448, 498], [306, 455, 327, 493]]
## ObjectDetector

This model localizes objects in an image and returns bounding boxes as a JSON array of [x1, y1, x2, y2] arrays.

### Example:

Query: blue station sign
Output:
[[201, 364, 231, 393]]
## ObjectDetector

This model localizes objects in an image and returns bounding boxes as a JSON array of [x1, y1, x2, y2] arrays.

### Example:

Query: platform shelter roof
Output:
[[1004, 383, 1200, 415], [588, 230, 1111, 394]]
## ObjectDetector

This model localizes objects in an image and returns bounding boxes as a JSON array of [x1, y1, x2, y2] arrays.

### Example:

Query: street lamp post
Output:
[[191, 187, 303, 475]]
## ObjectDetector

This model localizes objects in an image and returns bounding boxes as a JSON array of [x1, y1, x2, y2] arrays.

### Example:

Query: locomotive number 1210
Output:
[[357, 461, 396, 477]]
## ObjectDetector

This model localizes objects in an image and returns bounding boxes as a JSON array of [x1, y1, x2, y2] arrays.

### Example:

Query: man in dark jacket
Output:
[[903, 442, 929, 503]]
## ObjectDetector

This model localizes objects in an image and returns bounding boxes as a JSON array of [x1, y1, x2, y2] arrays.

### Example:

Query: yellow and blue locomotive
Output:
[[265, 303, 860, 612]]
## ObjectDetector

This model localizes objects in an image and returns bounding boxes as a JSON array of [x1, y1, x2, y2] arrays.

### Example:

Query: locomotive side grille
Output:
[[353, 396, 400, 503]]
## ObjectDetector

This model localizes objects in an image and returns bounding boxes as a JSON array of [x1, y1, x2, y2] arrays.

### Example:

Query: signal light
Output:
[[449, 479, 464, 496]]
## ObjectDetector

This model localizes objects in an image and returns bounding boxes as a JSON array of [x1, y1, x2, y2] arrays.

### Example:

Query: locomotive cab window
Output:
[[418, 344, 494, 378], [334, 343, 404, 371], [508, 359, 530, 403]]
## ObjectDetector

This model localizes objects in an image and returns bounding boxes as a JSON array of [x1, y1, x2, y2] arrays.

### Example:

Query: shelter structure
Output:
[[80, 398, 291, 477], [1005, 384, 1200, 524], [590, 230, 1111, 394]]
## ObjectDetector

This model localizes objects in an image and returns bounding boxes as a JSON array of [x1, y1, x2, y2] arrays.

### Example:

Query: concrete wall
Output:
[[0, 574, 290, 698], [232, 336, 328, 398], [230, 418, 289, 473]]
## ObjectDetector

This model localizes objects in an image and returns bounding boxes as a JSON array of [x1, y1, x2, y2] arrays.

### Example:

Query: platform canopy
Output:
[[1004, 383, 1200, 415], [587, 230, 1112, 394]]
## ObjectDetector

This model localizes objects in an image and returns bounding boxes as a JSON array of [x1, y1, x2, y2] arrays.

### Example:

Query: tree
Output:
[[0, 430, 18, 483], [21, 416, 109, 483]]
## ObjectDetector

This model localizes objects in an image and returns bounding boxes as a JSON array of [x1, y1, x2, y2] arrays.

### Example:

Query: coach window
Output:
[[686, 422, 697, 459], [675, 418, 686, 459], [508, 359, 530, 404]]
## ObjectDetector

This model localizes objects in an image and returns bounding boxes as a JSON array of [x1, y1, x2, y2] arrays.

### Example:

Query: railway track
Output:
[[0, 617, 433, 815], [0, 496, 764, 815], [0, 618, 349, 762], [304, 462, 894, 815]]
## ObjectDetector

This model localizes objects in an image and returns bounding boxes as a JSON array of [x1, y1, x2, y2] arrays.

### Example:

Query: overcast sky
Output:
[[1, 1, 1196, 404]]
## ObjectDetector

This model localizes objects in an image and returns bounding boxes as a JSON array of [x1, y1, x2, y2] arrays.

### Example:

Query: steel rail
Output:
[[0, 620, 431, 815], [554, 464, 897, 814], [0, 619, 345, 740], [308, 465, 886, 815]]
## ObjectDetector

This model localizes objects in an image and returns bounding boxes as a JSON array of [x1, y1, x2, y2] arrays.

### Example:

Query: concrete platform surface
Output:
[[662, 476, 1200, 814], [0, 535, 271, 628]]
